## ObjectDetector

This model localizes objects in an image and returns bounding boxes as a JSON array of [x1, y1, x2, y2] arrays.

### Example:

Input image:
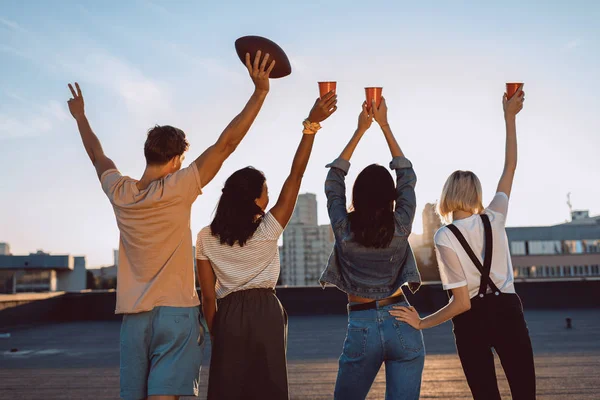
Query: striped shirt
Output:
[[195, 212, 284, 299]]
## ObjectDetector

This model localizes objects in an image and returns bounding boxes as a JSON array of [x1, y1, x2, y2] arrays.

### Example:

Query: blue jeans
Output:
[[334, 301, 425, 400]]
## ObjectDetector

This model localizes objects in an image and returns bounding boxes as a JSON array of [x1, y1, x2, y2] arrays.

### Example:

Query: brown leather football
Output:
[[235, 36, 292, 79]]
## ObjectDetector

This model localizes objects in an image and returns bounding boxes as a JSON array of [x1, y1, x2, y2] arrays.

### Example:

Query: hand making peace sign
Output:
[[67, 82, 85, 121]]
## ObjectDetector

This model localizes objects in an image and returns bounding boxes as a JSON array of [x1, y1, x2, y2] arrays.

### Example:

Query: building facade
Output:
[[289, 193, 319, 226], [0, 249, 87, 294], [506, 211, 600, 279], [409, 204, 443, 281], [113, 249, 119, 268], [422, 203, 442, 247], [280, 194, 334, 286], [0, 243, 11, 256]]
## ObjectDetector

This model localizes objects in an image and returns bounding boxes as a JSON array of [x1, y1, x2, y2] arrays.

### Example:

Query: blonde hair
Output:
[[436, 170, 484, 224]]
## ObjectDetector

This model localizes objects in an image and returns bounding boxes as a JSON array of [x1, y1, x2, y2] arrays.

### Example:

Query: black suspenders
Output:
[[446, 214, 501, 298]]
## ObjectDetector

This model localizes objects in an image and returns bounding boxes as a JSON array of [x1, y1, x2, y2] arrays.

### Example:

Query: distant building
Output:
[[0, 243, 10, 256], [89, 249, 120, 290], [414, 246, 435, 268], [289, 193, 319, 226], [422, 203, 442, 247], [410, 204, 442, 282], [113, 249, 119, 268], [280, 194, 334, 286], [507, 210, 600, 279], [277, 246, 284, 286], [98, 265, 117, 280], [408, 233, 423, 249], [0, 249, 87, 294], [568, 210, 600, 225], [90, 264, 117, 290]]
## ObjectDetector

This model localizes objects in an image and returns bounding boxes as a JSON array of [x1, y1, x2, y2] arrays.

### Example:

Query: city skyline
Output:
[[1, 1, 599, 267], [280, 193, 334, 286], [4, 193, 597, 270]]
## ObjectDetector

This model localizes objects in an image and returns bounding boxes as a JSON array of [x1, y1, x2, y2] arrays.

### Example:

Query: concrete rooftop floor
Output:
[[1, 309, 599, 399]]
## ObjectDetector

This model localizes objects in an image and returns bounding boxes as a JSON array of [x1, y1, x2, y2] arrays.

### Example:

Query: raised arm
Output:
[[325, 102, 373, 231], [270, 92, 338, 227], [339, 101, 373, 161], [497, 85, 525, 198], [372, 98, 404, 158], [193, 51, 276, 188], [67, 83, 117, 179], [372, 97, 416, 233]]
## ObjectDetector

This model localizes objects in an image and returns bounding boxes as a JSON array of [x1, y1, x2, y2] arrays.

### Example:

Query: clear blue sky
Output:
[[1, 1, 598, 267]]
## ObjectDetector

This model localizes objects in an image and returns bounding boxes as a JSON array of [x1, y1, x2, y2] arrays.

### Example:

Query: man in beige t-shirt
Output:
[[66, 52, 276, 400]]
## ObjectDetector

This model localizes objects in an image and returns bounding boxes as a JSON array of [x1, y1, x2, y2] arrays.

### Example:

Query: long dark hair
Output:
[[210, 167, 266, 247], [348, 164, 396, 248]]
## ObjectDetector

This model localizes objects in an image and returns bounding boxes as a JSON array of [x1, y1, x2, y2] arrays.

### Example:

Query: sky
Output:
[[0, 0, 598, 267]]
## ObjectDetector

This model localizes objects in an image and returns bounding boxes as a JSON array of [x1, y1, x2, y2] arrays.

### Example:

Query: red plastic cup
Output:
[[365, 87, 383, 110], [506, 82, 523, 100], [318, 81, 337, 98]]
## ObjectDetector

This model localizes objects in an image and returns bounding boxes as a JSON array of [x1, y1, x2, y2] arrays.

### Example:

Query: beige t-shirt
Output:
[[101, 163, 202, 314]]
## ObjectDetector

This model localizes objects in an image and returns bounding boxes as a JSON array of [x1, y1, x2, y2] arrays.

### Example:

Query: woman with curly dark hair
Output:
[[196, 91, 337, 399]]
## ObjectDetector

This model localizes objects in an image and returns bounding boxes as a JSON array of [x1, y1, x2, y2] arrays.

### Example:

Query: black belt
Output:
[[348, 294, 406, 312]]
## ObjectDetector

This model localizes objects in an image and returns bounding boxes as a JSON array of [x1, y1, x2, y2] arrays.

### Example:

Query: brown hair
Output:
[[144, 125, 189, 165]]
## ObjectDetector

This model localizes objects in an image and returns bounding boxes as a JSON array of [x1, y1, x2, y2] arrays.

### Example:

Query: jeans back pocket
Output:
[[393, 321, 424, 353], [343, 327, 368, 359]]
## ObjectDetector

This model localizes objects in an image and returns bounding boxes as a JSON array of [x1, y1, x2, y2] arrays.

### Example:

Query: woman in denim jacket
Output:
[[320, 98, 423, 400]]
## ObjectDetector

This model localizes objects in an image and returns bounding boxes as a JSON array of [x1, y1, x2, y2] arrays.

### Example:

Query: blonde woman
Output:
[[390, 85, 536, 400]]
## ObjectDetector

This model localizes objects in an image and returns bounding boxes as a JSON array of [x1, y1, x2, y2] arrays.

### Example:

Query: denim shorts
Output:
[[120, 306, 204, 399]]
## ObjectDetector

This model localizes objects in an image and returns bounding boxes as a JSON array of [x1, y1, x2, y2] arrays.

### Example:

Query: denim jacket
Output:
[[319, 157, 421, 299]]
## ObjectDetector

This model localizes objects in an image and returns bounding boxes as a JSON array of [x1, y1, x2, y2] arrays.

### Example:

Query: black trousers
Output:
[[208, 288, 289, 400], [452, 293, 536, 400]]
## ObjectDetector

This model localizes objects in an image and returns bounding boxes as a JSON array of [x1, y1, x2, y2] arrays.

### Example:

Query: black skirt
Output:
[[208, 288, 289, 400]]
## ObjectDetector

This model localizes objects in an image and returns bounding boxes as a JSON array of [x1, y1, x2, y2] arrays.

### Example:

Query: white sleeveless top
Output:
[[434, 192, 516, 299]]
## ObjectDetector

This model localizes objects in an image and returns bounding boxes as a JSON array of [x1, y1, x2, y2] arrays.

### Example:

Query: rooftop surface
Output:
[[1, 309, 599, 399]]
